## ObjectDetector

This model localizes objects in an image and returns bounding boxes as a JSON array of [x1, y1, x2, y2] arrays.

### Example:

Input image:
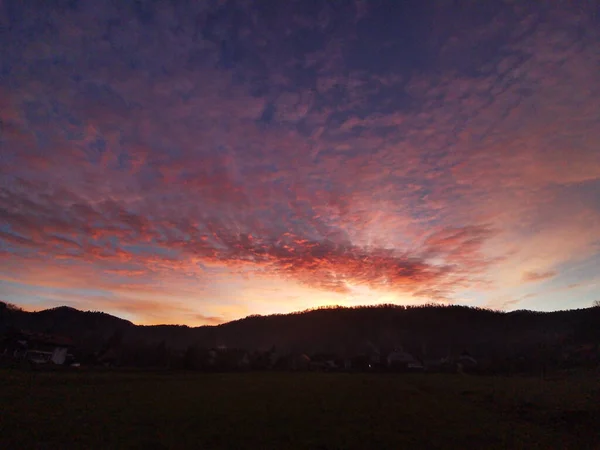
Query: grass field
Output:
[[1, 369, 599, 449]]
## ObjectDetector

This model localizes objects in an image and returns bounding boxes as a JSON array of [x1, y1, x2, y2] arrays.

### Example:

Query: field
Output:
[[1, 370, 599, 449]]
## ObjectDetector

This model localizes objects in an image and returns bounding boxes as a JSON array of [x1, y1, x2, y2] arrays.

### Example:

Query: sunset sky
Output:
[[1, 0, 599, 325]]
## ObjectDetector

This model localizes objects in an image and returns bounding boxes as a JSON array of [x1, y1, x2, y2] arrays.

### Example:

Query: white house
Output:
[[387, 348, 418, 369]]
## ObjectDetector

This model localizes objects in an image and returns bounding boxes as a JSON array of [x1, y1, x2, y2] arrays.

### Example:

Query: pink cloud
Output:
[[522, 270, 558, 283], [1, 1, 599, 323]]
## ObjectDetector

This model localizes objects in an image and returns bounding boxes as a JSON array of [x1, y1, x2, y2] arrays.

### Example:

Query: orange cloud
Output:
[[522, 271, 557, 283]]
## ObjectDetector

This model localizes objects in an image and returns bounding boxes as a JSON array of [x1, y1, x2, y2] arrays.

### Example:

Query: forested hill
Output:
[[1, 302, 599, 357]]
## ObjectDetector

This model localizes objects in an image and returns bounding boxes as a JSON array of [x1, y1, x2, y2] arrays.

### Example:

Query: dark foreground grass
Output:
[[1, 370, 599, 449]]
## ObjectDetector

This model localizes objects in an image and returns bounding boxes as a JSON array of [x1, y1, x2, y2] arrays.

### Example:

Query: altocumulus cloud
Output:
[[1, 0, 599, 322]]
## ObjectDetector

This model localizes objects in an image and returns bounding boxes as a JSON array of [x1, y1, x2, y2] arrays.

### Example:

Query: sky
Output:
[[1, 0, 599, 325]]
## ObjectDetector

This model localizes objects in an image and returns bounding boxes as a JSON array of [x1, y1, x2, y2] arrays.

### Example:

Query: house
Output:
[[353, 340, 383, 370], [457, 352, 478, 373], [290, 353, 311, 371], [2, 331, 73, 365], [439, 356, 459, 373], [310, 353, 338, 371], [407, 360, 425, 372], [387, 347, 418, 371], [27, 333, 73, 365]]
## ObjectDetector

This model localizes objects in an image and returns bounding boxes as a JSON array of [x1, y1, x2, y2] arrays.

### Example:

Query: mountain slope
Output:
[[2, 302, 599, 358], [1, 304, 134, 350]]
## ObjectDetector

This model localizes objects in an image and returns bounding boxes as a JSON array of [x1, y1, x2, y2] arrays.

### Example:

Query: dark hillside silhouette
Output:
[[2, 302, 599, 372]]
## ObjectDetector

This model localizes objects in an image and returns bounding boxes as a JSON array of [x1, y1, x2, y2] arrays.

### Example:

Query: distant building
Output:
[[310, 353, 338, 371], [457, 353, 478, 373], [1, 331, 73, 365], [355, 340, 382, 369], [291, 354, 311, 371], [387, 347, 418, 371]]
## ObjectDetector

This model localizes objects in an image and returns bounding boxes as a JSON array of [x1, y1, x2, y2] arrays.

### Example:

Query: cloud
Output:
[[522, 270, 558, 283], [191, 315, 225, 326], [1, 1, 599, 322], [0, 181, 496, 299]]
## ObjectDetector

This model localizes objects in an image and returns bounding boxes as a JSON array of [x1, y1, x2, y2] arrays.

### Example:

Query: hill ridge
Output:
[[2, 302, 599, 361]]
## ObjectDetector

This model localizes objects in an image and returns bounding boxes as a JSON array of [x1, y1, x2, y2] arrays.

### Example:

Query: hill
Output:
[[2, 302, 600, 364], [0, 303, 134, 350]]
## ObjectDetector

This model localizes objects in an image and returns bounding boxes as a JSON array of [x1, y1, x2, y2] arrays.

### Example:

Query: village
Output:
[[2, 326, 598, 375], [0, 326, 488, 373]]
